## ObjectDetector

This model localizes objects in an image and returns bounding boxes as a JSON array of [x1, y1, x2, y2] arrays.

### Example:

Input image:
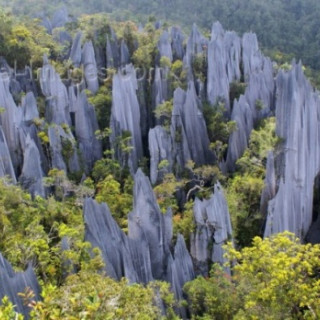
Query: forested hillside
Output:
[[1, 0, 320, 70], [0, 2, 320, 319]]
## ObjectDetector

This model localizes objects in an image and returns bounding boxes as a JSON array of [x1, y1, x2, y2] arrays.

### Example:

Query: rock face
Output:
[[0, 127, 16, 183], [264, 63, 320, 239], [40, 57, 71, 126], [42, 7, 69, 34], [0, 71, 24, 175], [225, 33, 274, 171], [120, 40, 130, 67], [19, 135, 45, 197], [22, 92, 39, 122], [191, 183, 233, 275], [84, 169, 195, 309], [184, 24, 208, 76], [106, 30, 120, 69], [207, 22, 241, 112], [260, 151, 276, 216], [51, 7, 69, 30], [152, 67, 169, 110], [48, 125, 80, 173], [84, 198, 139, 282], [171, 26, 185, 60], [82, 41, 99, 94], [149, 82, 213, 179], [69, 32, 82, 67], [225, 95, 253, 171], [74, 91, 102, 172], [148, 126, 173, 184], [171, 84, 214, 170], [110, 65, 143, 173], [129, 169, 172, 280], [158, 31, 173, 62], [0, 253, 40, 318], [242, 33, 265, 81]]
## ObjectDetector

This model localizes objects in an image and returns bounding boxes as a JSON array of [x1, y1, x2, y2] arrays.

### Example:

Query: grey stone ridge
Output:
[[69, 32, 82, 67], [110, 64, 143, 174], [0, 253, 40, 318], [19, 135, 45, 198], [82, 41, 99, 94], [191, 182, 233, 275], [264, 63, 320, 239], [158, 30, 173, 62], [84, 169, 195, 312]]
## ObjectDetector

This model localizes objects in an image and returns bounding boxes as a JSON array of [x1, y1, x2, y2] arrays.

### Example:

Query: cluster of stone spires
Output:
[[0, 7, 320, 318]]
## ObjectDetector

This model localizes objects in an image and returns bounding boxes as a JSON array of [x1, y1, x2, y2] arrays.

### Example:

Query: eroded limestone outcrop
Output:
[[110, 65, 143, 174], [84, 169, 195, 307], [0, 254, 40, 318], [191, 183, 233, 275], [264, 63, 320, 238]]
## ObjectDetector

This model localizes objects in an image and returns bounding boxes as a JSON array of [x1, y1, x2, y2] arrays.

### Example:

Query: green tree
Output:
[[185, 232, 320, 320]]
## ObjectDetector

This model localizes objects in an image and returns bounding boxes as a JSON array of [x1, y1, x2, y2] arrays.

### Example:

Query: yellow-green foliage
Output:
[[185, 232, 320, 320], [95, 175, 133, 231], [0, 296, 23, 320], [88, 85, 112, 130], [226, 117, 279, 247], [132, 22, 160, 69], [236, 117, 280, 178], [0, 8, 60, 68], [153, 173, 184, 214], [29, 271, 175, 320], [0, 178, 91, 283], [154, 99, 174, 130]]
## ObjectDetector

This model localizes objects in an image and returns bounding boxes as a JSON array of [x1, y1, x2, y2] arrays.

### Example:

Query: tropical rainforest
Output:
[[0, 0, 319, 319]]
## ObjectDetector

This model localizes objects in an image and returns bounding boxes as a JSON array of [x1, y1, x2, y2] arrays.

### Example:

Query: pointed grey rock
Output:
[[106, 31, 120, 69], [0, 126, 16, 183], [207, 23, 242, 112], [82, 41, 99, 94], [128, 169, 171, 279], [166, 234, 194, 317], [225, 41, 274, 171], [84, 198, 139, 282], [225, 95, 253, 171], [69, 32, 82, 67], [84, 170, 194, 298], [19, 135, 45, 197], [149, 126, 174, 184], [74, 91, 102, 172], [158, 31, 173, 62], [210, 21, 225, 41], [152, 67, 169, 110], [51, 6, 69, 29], [184, 24, 208, 78], [264, 63, 320, 238], [40, 58, 71, 125], [48, 125, 80, 173], [120, 40, 130, 67], [191, 183, 233, 275], [0, 253, 40, 318], [22, 92, 39, 122], [171, 84, 213, 170], [171, 26, 185, 60], [242, 32, 264, 81], [110, 65, 143, 173], [260, 151, 276, 216], [0, 72, 24, 174]]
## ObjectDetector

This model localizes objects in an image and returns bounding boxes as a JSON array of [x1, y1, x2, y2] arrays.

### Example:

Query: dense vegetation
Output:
[[0, 1, 320, 319], [185, 232, 320, 319], [1, 0, 320, 72]]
